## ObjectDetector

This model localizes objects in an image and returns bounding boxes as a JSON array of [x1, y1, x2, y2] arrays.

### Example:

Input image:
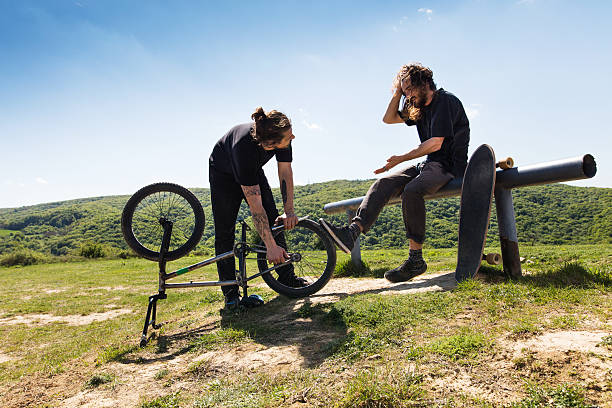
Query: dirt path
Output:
[[55, 272, 460, 408], [0, 309, 133, 326]]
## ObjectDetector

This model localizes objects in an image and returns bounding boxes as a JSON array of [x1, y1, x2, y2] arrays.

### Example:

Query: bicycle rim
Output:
[[122, 183, 204, 261]]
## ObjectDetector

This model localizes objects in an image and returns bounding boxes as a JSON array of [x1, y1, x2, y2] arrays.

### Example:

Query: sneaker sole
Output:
[[319, 218, 351, 254], [384, 265, 427, 283]]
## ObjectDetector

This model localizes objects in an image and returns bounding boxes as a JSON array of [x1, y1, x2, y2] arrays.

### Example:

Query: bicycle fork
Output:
[[140, 218, 171, 347]]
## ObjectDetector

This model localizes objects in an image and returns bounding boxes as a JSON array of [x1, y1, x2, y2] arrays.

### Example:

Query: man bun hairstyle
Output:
[[251, 107, 292, 146]]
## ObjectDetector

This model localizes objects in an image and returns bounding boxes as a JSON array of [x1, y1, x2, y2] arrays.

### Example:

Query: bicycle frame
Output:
[[161, 222, 297, 292], [139, 217, 305, 346]]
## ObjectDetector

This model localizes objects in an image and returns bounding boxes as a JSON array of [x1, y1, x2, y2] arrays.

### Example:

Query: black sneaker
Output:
[[240, 294, 264, 308], [319, 219, 356, 254], [278, 273, 309, 288], [224, 294, 241, 310], [384, 258, 427, 283]]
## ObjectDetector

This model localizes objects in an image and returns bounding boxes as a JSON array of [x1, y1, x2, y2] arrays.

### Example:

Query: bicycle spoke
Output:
[[129, 189, 199, 253]]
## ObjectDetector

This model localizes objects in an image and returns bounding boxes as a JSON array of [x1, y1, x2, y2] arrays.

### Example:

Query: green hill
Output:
[[0, 181, 610, 260]]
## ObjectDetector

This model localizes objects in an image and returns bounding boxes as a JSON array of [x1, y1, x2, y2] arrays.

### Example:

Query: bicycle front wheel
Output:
[[258, 218, 336, 298], [121, 182, 205, 261]]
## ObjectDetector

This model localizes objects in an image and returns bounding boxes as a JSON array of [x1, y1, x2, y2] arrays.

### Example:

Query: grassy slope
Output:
[[0, 244, 610, 407], [0, 183, 611, 259]]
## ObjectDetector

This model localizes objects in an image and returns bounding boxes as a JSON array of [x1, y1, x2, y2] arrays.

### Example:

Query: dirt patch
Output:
[[194, 343, 304, 373], [424, 330, 612, 406], [490, 330, 612, 405], [0, 309, 132, 326], [511, 330, 611, 354], [297, 271, 456, 305], [89, 286, 132, 291], [44, 289, 65, 294], [428, 364, 523, 405], [61, 388, 144, 408], [0, 353, 13, 364]]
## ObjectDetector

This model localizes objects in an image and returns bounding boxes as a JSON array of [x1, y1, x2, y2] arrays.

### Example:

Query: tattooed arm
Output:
[[277, 162, 298, 229], [241, 184, 288, 264]]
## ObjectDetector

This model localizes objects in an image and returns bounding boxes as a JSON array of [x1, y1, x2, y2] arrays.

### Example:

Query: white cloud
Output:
[[35, 177, 48, 185], [418, 8, 433, 21], [297, 108, 323, 131], [302, 120, 322, 130]]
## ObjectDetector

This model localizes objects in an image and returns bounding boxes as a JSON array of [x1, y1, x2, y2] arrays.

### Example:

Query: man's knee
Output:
[[369, 178, 387, 193], [369, 176, 403, 199], [402, 184, 427, 200]]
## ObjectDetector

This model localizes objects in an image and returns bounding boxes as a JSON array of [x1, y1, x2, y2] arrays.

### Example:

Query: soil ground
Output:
[[2, 271, 610, 407]]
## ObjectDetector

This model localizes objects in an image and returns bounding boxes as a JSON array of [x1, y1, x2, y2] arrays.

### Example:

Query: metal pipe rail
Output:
[[322, 154, 597, 278]]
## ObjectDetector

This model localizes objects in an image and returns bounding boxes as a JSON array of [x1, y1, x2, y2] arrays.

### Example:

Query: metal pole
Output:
[[494, 187, 522, 278], [346, 209, 361, 265], [323, 154, 597, 215]]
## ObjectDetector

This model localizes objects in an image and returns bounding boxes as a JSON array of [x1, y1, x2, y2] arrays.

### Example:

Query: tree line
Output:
[[0, 181, 610, 262]]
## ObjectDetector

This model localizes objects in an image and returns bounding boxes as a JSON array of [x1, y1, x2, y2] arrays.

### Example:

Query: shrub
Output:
[[337, 368, 424, 408], [334, 259, 371, 277], [80, 242, 105, 258], [428, 328, 489, 362], [140, 392, 180, 408], [511, 382, 588, 407], [85, 372, 114, 388], [0, 250, 46, 267]]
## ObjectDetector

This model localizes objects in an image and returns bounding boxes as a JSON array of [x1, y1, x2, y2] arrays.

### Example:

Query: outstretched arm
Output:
[[374, 137, 444, 174], [241, 184, 288, 264], [276, 162, 298, 229]]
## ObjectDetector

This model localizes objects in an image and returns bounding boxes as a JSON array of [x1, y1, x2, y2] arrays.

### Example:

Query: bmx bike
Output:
[[121, 182, 337, 346]]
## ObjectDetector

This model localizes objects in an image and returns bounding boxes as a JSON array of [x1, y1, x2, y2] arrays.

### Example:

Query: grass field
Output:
[[0, 244, 611, 407]]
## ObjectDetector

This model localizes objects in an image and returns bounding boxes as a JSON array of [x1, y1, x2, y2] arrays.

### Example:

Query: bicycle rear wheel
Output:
[[121, 182, 205, 261], [257, 218, 336, 298]]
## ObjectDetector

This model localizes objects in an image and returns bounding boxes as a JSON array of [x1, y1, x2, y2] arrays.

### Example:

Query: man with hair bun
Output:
[[320, 63, 470, 282], [209, 107, 307, 309]]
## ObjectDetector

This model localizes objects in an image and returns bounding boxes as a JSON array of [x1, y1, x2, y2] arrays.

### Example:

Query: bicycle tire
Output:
[[121, 182, 205, 261], [258, 218, 336, 298]]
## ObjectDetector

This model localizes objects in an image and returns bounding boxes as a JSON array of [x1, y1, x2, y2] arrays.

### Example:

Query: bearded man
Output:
[[320, 63, 470, 282]]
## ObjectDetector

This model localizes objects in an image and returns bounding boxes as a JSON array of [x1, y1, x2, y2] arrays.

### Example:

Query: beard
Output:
[[411, 87, 429, 108], [401, 87, 430, 121]]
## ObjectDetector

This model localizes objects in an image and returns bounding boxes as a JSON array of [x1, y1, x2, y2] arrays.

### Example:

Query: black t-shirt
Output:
[[209, 123, 292, 186], [403, 88, 470, 177]]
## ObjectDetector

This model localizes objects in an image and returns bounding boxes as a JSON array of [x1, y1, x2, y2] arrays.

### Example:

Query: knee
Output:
[[370, 176, 394, 191], [402, 185, 425, 200]]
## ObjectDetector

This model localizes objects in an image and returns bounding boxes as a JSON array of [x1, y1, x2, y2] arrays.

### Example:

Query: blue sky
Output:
[[1, 0, 610, 208]]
